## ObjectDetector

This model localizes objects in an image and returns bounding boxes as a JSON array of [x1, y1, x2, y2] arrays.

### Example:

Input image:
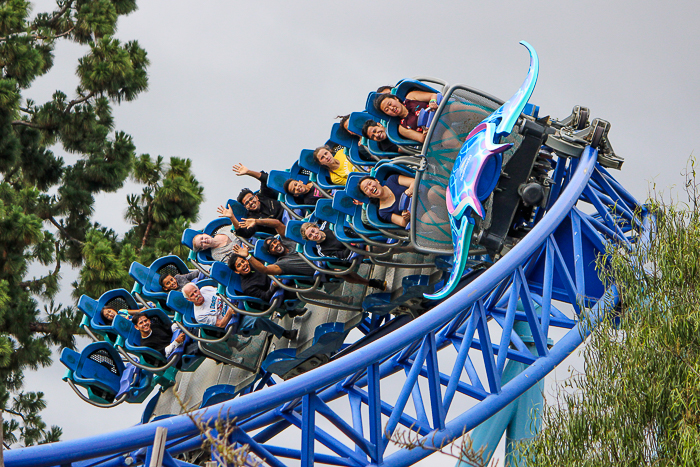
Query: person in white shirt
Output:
[[182, 284, 297, 341]]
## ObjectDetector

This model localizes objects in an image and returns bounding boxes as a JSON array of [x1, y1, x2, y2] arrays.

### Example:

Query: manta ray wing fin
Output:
[[424, 215, 475, 300]]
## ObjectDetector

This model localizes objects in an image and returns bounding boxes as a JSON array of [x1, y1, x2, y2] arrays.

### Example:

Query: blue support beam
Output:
[[6, 147, 646, 467]]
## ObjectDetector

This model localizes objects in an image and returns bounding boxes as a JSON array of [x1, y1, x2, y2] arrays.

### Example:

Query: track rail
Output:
[[6, 146, 645, 466]]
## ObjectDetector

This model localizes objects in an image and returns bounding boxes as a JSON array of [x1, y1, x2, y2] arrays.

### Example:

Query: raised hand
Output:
[[232, 244, 249, 257], [239, 217, 257, 229], [217, 204, 235, 219], [232, 163, 250, 176]]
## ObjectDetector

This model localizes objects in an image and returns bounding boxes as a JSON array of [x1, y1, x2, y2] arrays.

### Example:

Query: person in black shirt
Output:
[[361, 120, 412, 155], [131, 313, 185, 358], [227, 254, 309, 316], [228, 255, 281, 301], [234, 225, 385, 290], [301, 221, 356, 262], [283, 179, 324, 207], [232, 163, 285, 237]]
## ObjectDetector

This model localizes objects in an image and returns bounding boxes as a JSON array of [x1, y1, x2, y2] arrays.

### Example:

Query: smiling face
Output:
[[242, 193, 261, 212], [265, 238, 286, 256], [360, 178, 383, 198], [379, 96, 404, 117], [183, 284, 205, 306], [367, 123, 387, 141], [233, 256, 251, 275], [101, 307, 117, 322], [304, 225, 325, 243], [193, 233, 213, 251], [161, 275, 177, 291], [134, 315, 151, 334], [314, 148, 335, 167], [288, 180, 310, 196]]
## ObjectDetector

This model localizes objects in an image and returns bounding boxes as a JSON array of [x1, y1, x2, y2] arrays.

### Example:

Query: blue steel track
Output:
[[5, 146, 645, 467]]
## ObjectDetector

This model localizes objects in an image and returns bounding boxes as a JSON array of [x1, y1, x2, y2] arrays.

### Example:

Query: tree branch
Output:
[[0, 322, 86, 336], [47, 1, 75, 27], [10, 120, 48, 129], [47, 216, 84, 246], [12, 89, 94, 129], [51, 26, 75, 40], [64, 91, 95, 114], [140, 201, 153, 251], [3, 408, 25, 422], [17, 242, 61, 290], [28, 322, 52, 334]]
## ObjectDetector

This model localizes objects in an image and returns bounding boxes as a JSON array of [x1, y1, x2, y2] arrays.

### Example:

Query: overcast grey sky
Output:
[[20, 0, 700, 464]]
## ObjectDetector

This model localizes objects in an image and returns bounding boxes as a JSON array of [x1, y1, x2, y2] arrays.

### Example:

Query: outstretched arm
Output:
[[243, 218, 286, 237], [232, 163, 263, 180], [217, 203, 241, 229], [232, 244, 284, 276]]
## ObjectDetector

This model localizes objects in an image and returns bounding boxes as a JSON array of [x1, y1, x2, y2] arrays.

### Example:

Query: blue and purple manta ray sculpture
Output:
[[425, 41, 539, 301]]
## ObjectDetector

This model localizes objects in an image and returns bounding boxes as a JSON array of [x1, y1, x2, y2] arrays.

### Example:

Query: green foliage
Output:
[[520, 164, 700, 466], [121, 154, 203, 266], [0, 1, 204, 448], [0, 0, 176, 449], [2, 391, 62, 446]]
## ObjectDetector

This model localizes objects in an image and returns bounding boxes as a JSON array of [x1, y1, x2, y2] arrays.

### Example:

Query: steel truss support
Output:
[[6, 147, 649, 467]]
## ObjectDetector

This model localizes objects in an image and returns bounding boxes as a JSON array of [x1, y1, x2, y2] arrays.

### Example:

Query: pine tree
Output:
[[0, 0, 201, 448]]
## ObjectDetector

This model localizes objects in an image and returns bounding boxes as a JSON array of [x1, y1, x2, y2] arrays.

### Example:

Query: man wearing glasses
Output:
[[232, 162, 285, 238]]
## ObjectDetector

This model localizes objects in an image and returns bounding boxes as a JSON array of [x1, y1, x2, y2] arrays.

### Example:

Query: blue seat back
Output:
[[129, 255, 190, 301], [368, 79, 440, 147], [365, 92, 386, 121], [298, 148, 320, 174], [267, 168, 292, 195], [315, 199, 340, 225], [181, 228, 199, 250], [366, 138, 401, 159], [209, 262, 244, 295], [298, 148, 339, 190], [285, 220, 305, 245], [182, 217, 234, 265], [269, 163, 318, 211], [345, 174, 370, 204], [60, 342, 125, 396], [330, 189, 358, 216], [348, 112, 375, 136], [329, 122, 357, 148], [394, 78, 439, 99], [166, 280, 219, 329], [166, 280, 217, 327], [80, 289, 139, 342], [114, 307, 172, 350], [371, 160, 415, 179]]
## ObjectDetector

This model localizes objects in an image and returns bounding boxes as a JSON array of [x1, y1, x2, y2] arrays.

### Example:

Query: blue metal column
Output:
[[458, 322, 544, 466]]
